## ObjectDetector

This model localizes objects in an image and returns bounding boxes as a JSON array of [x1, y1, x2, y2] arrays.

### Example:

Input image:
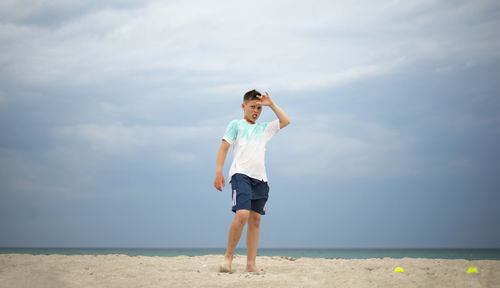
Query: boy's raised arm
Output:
[[256, 92, 291, 129], [214, 140, 230, 191]]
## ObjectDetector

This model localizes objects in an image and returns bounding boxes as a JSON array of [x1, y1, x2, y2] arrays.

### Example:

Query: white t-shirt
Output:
[[222, 119, 280, 182]]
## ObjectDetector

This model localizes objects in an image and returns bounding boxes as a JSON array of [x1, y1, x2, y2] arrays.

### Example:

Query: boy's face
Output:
[[242, 99, 262, 124]]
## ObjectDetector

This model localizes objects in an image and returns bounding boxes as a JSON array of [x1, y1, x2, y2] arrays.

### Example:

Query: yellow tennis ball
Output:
[[394, 267, 404, 272], [467, 267, 478, 274]]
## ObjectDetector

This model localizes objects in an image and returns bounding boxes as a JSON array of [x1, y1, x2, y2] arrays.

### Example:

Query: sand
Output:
[[1, 254, 499, 287]]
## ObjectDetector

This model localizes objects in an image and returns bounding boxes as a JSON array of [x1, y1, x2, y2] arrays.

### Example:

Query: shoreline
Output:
[[1, 254, 499, 287], [1, 247, 499, 260]]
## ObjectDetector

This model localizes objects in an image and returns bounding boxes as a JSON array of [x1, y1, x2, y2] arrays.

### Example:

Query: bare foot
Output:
[[219, 257, 233, 273], [245, 264, 261, 273]]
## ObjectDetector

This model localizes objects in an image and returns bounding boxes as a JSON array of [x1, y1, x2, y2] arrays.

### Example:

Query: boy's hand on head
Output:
[[214, 172, 225, 192], [256, 92, 274, 107]]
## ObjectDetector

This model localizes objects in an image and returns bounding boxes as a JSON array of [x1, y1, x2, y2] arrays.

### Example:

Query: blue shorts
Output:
[[231, 173, 269, 215]]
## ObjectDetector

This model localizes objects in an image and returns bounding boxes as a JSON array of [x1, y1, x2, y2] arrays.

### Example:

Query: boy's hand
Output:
[[258, 91, 291, 129], [214, 172, 225, 192], [256, 92, 275, 107]]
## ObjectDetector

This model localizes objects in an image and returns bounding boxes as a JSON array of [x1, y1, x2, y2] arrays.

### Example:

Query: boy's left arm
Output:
[[257, 92, 291, 129]]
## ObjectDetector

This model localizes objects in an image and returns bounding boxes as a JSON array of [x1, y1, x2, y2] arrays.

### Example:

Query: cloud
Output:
[[2, 0, 498, 94], [1, 0, 500, 248], [272, 113, 417, 179], [0, 121, 218, 202], [204, 63, 392, 94], [0, 0, 145, 27], [167, 152, 197, 165], [0, 147, 75, 200], [51, 123, 218, 167]]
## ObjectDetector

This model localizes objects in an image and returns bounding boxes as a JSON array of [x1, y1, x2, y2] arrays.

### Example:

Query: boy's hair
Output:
[[243, 89, 261, 103]]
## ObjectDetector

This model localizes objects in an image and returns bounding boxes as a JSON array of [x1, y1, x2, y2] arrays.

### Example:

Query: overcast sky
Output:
[[1, 0, 499, 249]]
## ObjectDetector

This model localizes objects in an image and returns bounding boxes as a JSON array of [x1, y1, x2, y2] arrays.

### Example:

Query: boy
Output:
[[214, 89, 291, 273]]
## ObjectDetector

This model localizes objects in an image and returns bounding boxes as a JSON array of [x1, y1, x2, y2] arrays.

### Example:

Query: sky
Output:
[[1, 0, 499, 249]]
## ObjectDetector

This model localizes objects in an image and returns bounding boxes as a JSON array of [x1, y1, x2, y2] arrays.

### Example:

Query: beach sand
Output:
[[1, 254, 499, 287]]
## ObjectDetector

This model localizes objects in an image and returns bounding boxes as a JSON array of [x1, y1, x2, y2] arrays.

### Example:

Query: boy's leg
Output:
[[220, 209, 250, 272], [245, 210, 261, 272]]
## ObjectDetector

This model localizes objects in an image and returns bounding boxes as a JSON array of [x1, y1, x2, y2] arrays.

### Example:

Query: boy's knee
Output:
[[248, 213, 261, 228], [234, 210, 250, 226]]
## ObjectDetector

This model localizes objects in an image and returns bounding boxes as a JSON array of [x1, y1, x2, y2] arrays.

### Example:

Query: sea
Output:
[[1, 248, 499, 260]]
